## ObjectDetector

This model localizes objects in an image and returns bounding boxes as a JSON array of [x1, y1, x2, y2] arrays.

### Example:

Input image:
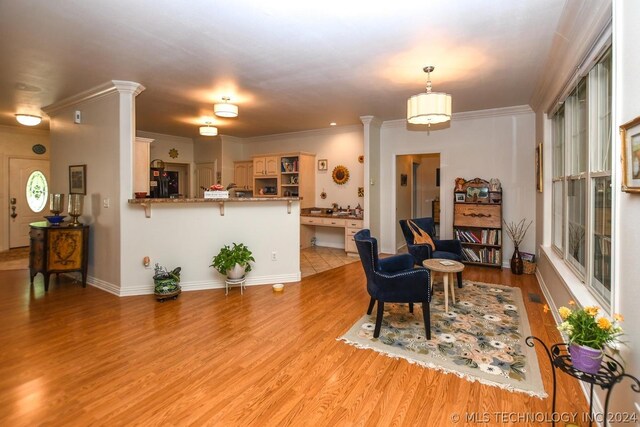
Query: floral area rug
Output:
[[339, 280, 547, 398]]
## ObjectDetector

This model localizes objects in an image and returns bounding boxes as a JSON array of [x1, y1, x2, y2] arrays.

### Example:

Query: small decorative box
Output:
[[204, 190, 229, 199]]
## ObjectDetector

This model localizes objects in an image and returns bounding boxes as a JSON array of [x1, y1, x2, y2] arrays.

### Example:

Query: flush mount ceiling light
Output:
[[214, 97, 238, 118], [199, 122, 218, 136], [407, 66, 451, 126], [15, 114, 42, 126]]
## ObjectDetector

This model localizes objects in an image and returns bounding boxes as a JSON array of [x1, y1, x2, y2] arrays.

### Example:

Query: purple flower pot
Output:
[[569, 343, 603, 374]]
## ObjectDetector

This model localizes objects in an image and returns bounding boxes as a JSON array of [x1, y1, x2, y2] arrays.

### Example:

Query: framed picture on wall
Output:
[[621, 116, 640, 192], [69, 164, 86, 195], [318, 159, 328, 171], [455, 193, 466, 203]]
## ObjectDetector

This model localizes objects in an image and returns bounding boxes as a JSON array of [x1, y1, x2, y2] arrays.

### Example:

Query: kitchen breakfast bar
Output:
[[119, 197, 302, 296]]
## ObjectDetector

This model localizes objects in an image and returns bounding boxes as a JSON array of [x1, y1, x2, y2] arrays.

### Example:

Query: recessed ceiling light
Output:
[[15, 114, 42, 126], [330, 122, 337, 126]]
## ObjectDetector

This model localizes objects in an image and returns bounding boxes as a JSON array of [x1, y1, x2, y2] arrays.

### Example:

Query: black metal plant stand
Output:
[[526, 336, 640, 427]]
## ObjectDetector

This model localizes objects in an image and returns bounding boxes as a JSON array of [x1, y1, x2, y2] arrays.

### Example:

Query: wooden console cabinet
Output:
[[29, 222, 89, 291]]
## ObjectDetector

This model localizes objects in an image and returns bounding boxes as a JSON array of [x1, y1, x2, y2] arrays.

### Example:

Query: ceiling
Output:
[[0, 0, 565, 138]]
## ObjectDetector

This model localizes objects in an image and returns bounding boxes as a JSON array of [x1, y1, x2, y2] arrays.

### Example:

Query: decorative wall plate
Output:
[[332, 165, 349, 185], [358, 155, 364, 163], [169, 148, 179, 159], [32, 144, 46, 155]]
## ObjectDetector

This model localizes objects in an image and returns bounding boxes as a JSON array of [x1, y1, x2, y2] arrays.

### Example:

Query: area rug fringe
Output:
[[337, 336, 547, 398]]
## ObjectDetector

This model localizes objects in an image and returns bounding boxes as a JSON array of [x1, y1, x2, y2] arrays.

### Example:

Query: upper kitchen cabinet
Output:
[[253, 156, 279, 177]]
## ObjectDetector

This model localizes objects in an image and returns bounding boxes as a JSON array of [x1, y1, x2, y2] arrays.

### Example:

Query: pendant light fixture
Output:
[[199, 121, 218, 136], [15, 114, 42, 126], [214, 97, 238, 118], [407, 66, 451, 126]]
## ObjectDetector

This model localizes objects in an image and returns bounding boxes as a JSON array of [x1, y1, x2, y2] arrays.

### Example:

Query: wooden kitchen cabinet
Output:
[[29, 222, 89, 291], [253, 156, 279, 176], [234, 161, 254, 189]]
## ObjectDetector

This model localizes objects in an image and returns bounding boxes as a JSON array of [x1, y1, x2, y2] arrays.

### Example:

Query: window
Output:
[[26, 170, 48, 213], [550, 47, 612, 306], [552, 106, 564, 251]]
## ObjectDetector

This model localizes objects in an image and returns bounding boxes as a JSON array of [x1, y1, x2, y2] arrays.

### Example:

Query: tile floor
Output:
[[300, 246, 360, 278]]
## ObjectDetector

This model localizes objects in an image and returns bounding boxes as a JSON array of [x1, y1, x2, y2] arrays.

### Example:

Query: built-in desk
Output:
[[300, 209, 363, 254]]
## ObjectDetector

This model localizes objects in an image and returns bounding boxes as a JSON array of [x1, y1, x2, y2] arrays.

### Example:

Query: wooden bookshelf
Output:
[[453, 178, 502, 268]]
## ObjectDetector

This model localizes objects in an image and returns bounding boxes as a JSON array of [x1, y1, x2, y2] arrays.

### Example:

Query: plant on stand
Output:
[[210, 243, 255, 280], [545, 302, 624, 374], [503, 218, 532, 275]]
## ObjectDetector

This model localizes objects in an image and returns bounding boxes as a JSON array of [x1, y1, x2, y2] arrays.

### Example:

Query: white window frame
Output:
[[549, 46, 613, 308]]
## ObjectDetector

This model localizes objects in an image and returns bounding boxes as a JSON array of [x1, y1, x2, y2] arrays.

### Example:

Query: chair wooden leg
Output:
[[367, 297, 376, 315], [423, 301, 431, 340], [373, 301, 384, 338], [457, 271, 463, 288], [408, 302, 414, 313]]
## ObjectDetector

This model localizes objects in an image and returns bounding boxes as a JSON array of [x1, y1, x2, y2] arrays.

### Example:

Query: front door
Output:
[[9, 158, 50, 248]]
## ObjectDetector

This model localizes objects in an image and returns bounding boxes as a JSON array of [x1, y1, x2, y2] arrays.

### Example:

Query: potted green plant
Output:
[[545, 302, 624, 374], [153, 263, 181, 301], [210, 243, 255, 279]]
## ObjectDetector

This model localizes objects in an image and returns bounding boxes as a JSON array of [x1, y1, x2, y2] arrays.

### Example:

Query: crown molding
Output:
[[381, 105, 533, 129], [243, 123, 362, 144], [0, 123, 50, 136], [360, 115, 383, 127], [137, 130, 193, 144], [42, 80, 145, 115]]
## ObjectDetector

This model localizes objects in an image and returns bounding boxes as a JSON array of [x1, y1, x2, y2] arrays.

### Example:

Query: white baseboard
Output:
[[87, 276, 121, 296], [117, 272, 302, 296]]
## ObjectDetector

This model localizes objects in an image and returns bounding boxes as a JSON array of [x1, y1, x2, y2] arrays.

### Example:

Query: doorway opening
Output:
[[395, 153, 441, 251], [165, 162, 191, 198]]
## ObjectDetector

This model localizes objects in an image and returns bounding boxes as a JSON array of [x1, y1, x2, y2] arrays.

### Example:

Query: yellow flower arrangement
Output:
[[544, 303, 624, 350]]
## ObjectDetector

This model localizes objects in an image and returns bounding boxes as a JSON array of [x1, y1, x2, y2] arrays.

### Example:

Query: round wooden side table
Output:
[[422, 259, 465, 313]]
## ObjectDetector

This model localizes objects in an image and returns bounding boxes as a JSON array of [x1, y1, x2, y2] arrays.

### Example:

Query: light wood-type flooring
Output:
[[0, 263, 588, 426]]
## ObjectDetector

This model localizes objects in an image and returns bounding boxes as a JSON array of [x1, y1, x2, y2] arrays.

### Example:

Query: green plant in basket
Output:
[[210, 243, 255, 276], [153, 263, 181, 294]]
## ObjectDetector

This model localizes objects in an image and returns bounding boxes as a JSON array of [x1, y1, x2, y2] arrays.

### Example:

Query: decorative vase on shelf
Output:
[[569, 343, 604, 374], [511, 246, 524, 275]]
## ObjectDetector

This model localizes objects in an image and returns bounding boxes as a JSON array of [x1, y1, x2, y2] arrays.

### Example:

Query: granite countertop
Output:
[[128, 197, 301, 204], [300, 207, 363, 220]]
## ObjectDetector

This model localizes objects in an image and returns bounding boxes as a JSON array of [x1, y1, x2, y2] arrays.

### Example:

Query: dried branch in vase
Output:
[[503, 219, 533, 247]]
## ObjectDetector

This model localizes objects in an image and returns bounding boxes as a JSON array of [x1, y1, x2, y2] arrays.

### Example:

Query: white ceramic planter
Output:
[[227, 263, 246, 279]]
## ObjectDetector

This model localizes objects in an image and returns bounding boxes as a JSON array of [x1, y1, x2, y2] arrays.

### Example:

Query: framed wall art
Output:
[[621, 116, 640, 192], [318, 159, 328, 171], [69, 164, 87, 195]]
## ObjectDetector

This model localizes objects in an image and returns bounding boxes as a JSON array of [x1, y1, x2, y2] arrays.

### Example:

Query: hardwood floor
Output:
[[0, 264, 587, 426]]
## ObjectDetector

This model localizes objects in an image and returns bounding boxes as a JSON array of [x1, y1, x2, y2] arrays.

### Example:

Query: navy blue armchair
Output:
[[399, 217, 464, 288], [354, 229, 432, 339]]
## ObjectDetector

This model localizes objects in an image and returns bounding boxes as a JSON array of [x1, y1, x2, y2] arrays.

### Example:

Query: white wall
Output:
[[378, 107, 536, 262], [395, 154, 413, 249], [612, 0, 640, 417], [120, 201, 301, 295], [417, 154, 441, 218], [45, 88, 124, 288], [0, 125, 50, 251]]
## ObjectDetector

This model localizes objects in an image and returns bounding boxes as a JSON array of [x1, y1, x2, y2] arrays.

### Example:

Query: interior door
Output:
[[195, 161, 216, 197], [9, 158, 50, 248]]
